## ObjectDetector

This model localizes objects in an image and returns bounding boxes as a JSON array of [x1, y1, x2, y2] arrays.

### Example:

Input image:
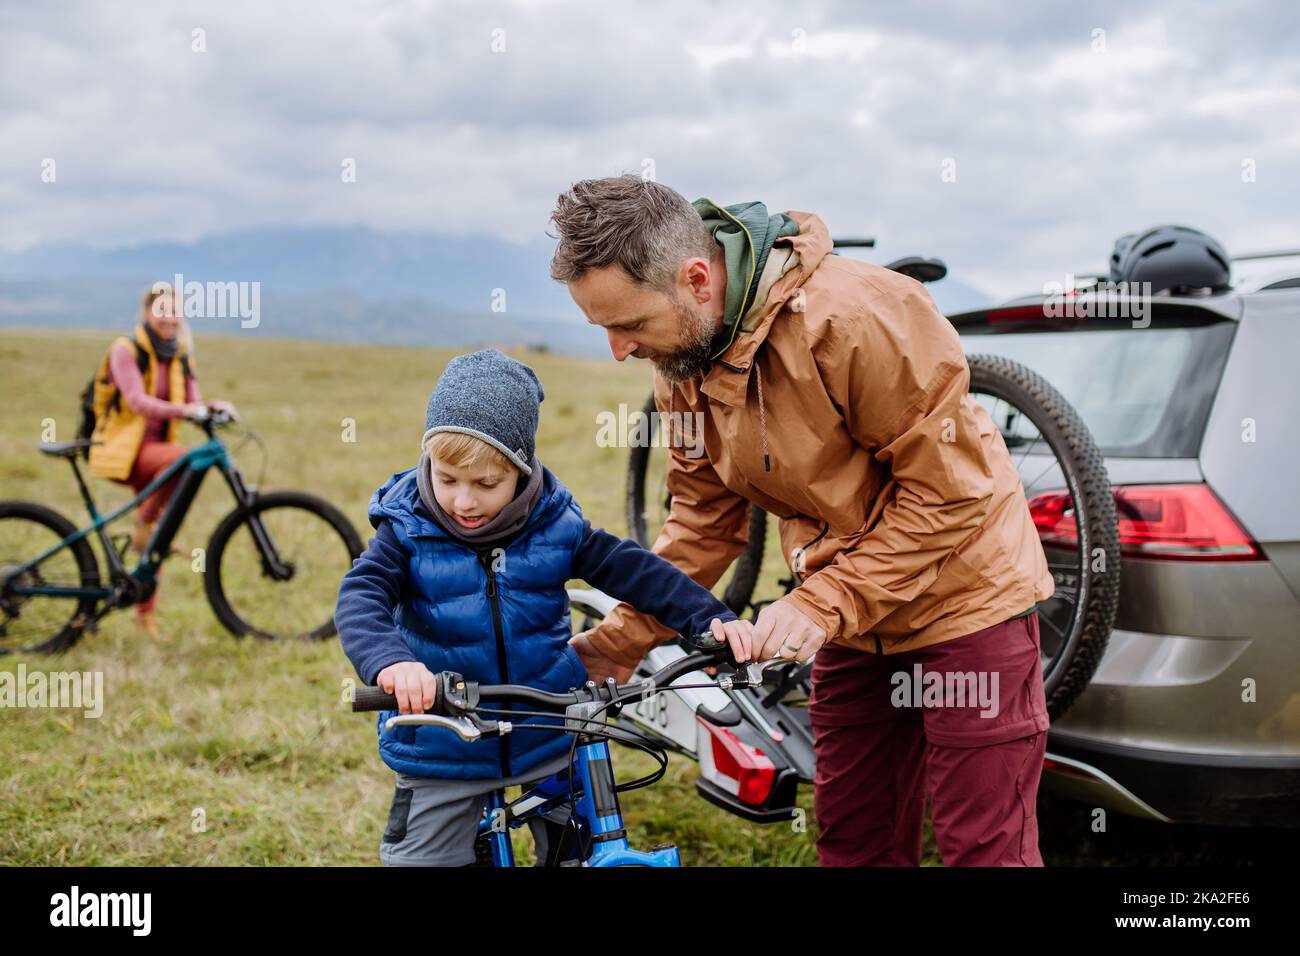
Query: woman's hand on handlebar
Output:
[[208, 399, 240, 422], [376, 661, 438, 714]]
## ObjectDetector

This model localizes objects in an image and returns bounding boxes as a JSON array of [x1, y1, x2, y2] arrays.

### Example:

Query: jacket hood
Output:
[[662, 210, 834, 474], [367, 462, 573, 543], [711, 210, 833, 372], [692, 198, 802, 360]]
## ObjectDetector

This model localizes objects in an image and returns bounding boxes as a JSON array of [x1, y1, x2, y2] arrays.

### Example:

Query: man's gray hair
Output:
[[548, 174, 714, 292]]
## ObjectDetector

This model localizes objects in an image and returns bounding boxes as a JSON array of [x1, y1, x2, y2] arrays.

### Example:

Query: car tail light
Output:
[[1027, 484, 1263, 561], [696, 717, 775, 805], [989, 305, 1054, 323], [989, 301, 1089, 323]]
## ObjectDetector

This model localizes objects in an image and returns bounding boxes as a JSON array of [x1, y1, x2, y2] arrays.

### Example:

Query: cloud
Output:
[[1, 0, 1297, 299]]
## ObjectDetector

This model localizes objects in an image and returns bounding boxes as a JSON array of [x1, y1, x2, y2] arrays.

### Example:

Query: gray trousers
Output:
[[379, 751, 575, 866]]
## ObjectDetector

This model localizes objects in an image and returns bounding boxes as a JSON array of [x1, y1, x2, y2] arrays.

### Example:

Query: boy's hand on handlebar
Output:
[[376, 661, 438, 714], [702, 616, 754, 675]]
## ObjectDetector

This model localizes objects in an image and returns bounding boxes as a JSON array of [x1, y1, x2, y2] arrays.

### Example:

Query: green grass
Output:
[[9, 327, 1280, 866], [0, 326, 854, 866]]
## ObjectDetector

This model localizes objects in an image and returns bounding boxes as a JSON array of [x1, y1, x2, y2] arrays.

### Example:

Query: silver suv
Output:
[[949, 256, 1300, 828]]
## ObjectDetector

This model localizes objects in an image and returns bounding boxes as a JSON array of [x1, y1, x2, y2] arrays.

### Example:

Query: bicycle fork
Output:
[[475, 703, 681, 867]]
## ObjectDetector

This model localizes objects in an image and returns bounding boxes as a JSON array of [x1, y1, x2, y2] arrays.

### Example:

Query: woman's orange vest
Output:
[[88, 324, 194, 481]]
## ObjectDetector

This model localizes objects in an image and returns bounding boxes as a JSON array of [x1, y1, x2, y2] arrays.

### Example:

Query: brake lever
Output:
[[718, 658, 790, 690], [678, 630, 794, 689], [384, 712, 509, 742], [383, 671, 499, 741]]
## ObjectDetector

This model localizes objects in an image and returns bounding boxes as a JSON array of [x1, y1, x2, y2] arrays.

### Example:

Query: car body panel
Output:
[[954, 286, 1300, 825]]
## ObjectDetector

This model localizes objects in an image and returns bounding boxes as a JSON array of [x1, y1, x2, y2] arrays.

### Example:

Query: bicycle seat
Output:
[[38, 439, 100, 458], [884, 256, 948, 284]]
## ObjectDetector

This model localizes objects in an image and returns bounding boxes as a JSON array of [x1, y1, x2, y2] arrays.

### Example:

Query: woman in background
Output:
[[88, 284, 238, 636]]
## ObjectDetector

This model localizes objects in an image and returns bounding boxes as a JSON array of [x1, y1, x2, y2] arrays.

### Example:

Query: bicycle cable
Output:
[[474, 707, 671, 796], [473, 703, 669, 862], [470, 674, 736, 863], [226, 424, 269, 491]]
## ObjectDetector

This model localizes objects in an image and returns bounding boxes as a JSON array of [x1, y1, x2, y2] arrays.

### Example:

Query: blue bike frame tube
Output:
[[471, 740, 681, 867], [479, 791, 515, 866], [578, 738, 681, 867], [574, 739, 626, 849], [8, 438, 229, 597]]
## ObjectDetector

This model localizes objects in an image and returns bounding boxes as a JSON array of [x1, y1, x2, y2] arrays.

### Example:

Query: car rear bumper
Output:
[[1044, 731, 1300, 828]]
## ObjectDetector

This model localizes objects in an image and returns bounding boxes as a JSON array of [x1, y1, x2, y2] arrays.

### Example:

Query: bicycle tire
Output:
[[967, 353, 1120, 719], [0, 501, 101, 654], [204, 490, 363, 640], [625, 391, 766, 614]]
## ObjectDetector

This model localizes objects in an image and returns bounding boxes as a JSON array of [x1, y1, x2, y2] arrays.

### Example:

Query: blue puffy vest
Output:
[[366, 464, 590, 780]]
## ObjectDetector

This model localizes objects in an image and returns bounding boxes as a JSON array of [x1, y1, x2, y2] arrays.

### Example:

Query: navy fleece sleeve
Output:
[[335, 519, 419, 686], [571, 520, 737, 638]]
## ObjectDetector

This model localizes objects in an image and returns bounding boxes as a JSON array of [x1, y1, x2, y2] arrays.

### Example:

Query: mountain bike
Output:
[[351, 630, 756, 866], [0, 406, 363, 653]]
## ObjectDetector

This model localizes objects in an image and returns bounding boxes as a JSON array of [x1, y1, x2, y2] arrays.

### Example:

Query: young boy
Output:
[[336, 348, 754, 866]]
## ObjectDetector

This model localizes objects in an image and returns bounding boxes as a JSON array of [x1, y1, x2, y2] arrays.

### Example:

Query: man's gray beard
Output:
[[653, 296, 718, 383]]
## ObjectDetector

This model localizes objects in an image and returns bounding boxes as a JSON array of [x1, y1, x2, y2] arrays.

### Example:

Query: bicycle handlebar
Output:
[[191, 405, 236, 434], [350, 630, 743, 717]]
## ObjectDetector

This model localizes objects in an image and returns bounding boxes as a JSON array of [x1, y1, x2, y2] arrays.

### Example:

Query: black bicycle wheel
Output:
[[204, 491, 363, 640], [967, 354, 1120, 719], [626, 391, 766, 615], [0, 501, 101, 654]]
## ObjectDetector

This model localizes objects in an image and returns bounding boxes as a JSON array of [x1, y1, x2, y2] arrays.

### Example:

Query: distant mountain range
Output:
[[0, 226, 993, 356]]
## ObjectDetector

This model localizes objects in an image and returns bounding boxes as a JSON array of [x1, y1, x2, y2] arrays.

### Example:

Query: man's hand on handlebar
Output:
[[376, 661, 439, 714]]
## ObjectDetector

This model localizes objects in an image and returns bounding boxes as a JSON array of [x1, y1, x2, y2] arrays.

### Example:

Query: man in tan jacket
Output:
[[550, 175, 1055, 866]]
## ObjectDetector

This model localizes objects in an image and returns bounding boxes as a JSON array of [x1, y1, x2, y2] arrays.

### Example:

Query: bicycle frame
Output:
[[478, 727, 680, 867], [363, 649, 732, 866], [5, 432, 283, 607]]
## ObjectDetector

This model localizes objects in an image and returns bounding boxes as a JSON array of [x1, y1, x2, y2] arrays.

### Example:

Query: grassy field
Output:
[[0, 326, 833, 866], [2, 327, 1291, 866]]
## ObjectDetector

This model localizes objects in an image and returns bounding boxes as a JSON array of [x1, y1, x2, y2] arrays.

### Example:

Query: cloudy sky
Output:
[[3, 0, 1298, 298]]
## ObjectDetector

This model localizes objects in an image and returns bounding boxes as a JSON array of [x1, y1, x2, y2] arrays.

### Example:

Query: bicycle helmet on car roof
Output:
[[1108, 224, 1231, 294]]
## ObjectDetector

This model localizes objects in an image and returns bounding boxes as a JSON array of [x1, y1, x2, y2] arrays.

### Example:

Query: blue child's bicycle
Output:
[[0, 407, 363, 653], [351, 631, 763, 867]]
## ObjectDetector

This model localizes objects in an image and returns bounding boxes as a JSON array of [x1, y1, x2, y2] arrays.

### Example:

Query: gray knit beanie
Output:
[[421, 349, 544, 475]]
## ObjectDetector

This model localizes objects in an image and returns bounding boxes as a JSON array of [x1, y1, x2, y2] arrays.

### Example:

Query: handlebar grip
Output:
[[351, 686, 400, 712], [680, 630, 741, 668]]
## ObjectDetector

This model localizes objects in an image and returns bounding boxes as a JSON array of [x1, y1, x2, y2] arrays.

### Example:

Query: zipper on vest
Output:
[[477, 549, 512, 778]]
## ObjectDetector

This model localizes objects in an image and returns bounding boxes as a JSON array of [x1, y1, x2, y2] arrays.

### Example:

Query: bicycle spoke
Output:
[[0, 516, 96, 652], [214, 504, 355, 639]]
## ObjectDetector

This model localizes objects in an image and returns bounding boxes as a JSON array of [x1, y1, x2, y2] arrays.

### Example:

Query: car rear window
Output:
[[957, 319, 1236, 457]]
